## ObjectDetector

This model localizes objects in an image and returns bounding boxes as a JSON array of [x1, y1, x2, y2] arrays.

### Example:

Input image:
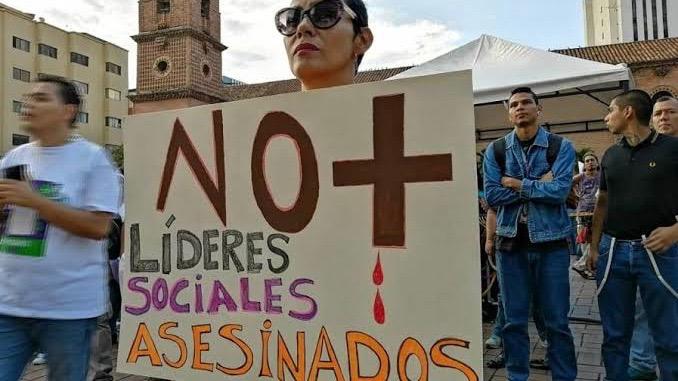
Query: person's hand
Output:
[[485, 239, 495, 257], [644, 225, 678, 253], [587, 247, 599, 273], [0, 180, 41, 208], [501, 177, 522, 192]]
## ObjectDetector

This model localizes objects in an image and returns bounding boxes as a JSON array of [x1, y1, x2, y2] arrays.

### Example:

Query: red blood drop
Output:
[[373, 252, 384, 286], [373, 289, 386, 325]]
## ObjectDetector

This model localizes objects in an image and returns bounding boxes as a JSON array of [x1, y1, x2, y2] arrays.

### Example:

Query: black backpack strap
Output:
[[492, 136, 507, 174], [493, 132, 563, 173], [546, 133, 564, 169]]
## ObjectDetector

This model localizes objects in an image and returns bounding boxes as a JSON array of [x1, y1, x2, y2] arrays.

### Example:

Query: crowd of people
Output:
[[482, 88, 678, 381], [0, 0, 676, 381]]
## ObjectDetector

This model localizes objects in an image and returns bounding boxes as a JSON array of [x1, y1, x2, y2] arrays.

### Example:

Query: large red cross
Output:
[[333, 94, 453, 247]]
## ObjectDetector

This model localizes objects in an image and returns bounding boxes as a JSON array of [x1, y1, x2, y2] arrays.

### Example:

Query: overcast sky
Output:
[[2, 0, 586, 87]]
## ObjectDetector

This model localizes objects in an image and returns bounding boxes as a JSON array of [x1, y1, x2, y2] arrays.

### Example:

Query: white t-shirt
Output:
[[0, 138, 120, 319]]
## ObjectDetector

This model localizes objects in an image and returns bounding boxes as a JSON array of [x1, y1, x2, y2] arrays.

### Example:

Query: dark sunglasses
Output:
[[275, 0, 357, 36]]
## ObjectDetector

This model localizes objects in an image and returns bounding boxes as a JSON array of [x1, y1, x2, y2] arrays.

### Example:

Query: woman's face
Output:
[[282, 0, 360, 87], [584, 155, 598, 172]]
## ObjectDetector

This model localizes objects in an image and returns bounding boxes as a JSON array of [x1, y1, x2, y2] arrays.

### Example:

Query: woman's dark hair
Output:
[[583, 152, 600, 171], [345, 0, 368, 70]]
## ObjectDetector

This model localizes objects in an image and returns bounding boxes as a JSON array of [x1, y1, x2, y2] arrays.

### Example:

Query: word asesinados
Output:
[[127, 320, 478, 381]]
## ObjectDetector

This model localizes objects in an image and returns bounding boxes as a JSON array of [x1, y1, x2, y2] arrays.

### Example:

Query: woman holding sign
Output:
[[275, 0, 373, 90]]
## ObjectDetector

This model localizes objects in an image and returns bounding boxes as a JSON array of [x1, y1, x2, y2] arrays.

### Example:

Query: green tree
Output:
[[110, 145, 124, 170]]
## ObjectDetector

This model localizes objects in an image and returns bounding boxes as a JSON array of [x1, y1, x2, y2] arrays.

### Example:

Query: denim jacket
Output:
[[483, 127, 575, 243]]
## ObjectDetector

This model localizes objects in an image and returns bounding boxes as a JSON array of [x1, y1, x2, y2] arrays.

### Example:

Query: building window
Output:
[[73, 80, 89, 95], [76, 112, 89, 124], [12, 67, 30, 82], [38, 44, 58, 59], [201, 0, 210, 18], [632, 0, 639, 41], [642, 0, 649, 40], [12, 36, 30, 52], [662, 0, 669, 38], [106, 116, 122, 128], [651, 0, 658, 39], [153, 57, 172, 77], [158, 0, 170, 13], [106, 62, 122, 75], [12, 101, 23, 114], [12, 134, 29, 146], [106, 88, 121, 101], [70, 52, 89, 66]]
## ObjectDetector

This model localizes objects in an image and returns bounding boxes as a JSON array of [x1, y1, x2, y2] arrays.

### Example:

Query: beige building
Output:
[[584, 0, 678, 46], [0, 2, 127, 154]]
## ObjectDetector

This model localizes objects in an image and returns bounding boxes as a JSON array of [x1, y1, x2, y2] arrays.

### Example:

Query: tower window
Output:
[[158, 0, 170, 14], [201, 0, 210, 18], [153, 57, 172, 77], [202, 64, 211, 78]]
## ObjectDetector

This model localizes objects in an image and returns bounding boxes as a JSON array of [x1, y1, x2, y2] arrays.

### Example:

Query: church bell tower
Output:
[[131, 0, 227, 113]]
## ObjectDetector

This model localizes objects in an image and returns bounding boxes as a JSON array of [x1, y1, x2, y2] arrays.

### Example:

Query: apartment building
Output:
[[0, 2, 128, 154]]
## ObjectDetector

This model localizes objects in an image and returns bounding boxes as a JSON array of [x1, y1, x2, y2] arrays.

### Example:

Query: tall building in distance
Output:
[[0, 2, 128, 154], [584, 0, 678, 46], [130, 0, 227, 114]]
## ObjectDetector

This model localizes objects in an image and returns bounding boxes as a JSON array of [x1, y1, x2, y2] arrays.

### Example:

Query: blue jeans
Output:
[[0, 315, 96, 381], [497, 245, 577, 381], [491, 278, 548, 342], [596, 235, 678, 381], [629, 290, 657, 373]]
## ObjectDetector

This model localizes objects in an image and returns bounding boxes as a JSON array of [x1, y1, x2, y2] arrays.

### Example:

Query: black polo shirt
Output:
[[600, 130, 678, 239]]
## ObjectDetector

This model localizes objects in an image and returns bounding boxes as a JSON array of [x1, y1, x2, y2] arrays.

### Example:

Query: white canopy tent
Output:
[[392, 35, 633, 142]]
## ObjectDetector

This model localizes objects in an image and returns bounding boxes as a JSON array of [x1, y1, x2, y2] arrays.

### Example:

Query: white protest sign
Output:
[[118, 71, 483, 380]]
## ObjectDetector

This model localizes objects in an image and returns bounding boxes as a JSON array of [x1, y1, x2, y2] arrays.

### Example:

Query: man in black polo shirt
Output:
[[588, 90, 678, 381]]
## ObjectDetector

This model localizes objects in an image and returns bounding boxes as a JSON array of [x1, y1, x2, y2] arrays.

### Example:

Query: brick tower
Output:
[[130, 0, 227, 114]]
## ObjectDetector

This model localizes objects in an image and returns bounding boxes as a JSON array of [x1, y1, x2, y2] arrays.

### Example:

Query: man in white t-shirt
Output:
[[0, 76, 120, 381]]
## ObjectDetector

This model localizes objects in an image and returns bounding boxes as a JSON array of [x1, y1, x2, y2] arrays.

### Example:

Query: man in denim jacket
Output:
[[483, 87, 577, 381]]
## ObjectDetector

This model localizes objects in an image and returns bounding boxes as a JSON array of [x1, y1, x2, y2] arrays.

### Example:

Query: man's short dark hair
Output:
[[655, 95, 678, 104], [35, 75, 81, 127], [613, 89, 652, 126], [509, 87, 539, 105]]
